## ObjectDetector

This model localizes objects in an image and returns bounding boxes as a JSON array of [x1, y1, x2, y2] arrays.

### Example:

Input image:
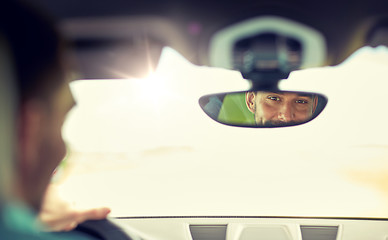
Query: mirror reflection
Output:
[[199, 91, 327, 128]]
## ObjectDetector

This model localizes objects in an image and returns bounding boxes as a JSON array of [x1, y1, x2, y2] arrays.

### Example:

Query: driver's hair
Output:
[[0, 0, 67, 107]]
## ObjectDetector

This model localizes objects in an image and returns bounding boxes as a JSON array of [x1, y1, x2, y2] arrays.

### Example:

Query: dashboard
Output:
[[115, 216, 388, 240]]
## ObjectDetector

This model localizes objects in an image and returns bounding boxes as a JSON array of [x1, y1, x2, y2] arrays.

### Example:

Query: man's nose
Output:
[[278, 104, 294, 122]]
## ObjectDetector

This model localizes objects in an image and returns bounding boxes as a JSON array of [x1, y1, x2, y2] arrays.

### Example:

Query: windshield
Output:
[[59, 46, 388, 218]]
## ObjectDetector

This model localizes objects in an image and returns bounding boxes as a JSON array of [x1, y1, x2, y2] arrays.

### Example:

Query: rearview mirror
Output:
[[199, 91, 327, 128]]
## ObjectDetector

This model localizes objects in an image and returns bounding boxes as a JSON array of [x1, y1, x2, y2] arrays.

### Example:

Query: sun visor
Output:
[[61, 17, 189, 79]]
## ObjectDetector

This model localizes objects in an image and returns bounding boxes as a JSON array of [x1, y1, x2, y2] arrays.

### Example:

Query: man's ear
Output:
[[245, 92, 256, 113], [18, 101, 46, 172]]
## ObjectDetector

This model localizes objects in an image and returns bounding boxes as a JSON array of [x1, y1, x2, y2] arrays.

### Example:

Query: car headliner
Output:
[[29, 0, 388, 68]]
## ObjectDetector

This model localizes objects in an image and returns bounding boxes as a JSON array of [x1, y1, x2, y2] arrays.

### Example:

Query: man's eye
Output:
[[267, 96, 281, 101], [296, 99, 308, 104]]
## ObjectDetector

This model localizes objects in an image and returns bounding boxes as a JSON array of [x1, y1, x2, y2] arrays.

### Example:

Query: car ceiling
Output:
[[28, 0, 388, 70]]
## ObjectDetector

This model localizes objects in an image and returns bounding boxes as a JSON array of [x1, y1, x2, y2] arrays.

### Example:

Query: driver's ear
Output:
[[245, 92, 256, 113]]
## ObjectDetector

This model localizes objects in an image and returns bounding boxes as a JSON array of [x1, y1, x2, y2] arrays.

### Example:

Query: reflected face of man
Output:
[[246, 91, 315, 126]]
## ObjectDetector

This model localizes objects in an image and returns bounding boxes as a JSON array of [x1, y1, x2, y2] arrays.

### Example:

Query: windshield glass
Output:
[[59, 46, 388, 218]]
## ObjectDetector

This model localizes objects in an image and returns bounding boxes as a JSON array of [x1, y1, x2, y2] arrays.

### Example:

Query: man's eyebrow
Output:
[[263, 92, 282, 95], [261, 92, 313, 98]]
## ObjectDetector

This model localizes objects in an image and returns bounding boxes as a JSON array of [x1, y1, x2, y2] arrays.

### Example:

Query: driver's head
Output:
[[1, 1, 74, 212], [245, 91, 317, 126]]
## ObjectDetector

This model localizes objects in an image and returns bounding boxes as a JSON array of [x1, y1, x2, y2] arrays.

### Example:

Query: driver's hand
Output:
[[38, 184, 111, 231]]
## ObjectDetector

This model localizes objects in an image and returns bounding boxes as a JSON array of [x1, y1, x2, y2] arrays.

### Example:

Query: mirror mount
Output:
[[249, 79, 280, 92], [246, 70, 290, 92]]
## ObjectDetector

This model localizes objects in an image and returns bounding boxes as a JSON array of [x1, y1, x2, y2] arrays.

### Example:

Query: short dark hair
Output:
[[0, 0, 66, 105]]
